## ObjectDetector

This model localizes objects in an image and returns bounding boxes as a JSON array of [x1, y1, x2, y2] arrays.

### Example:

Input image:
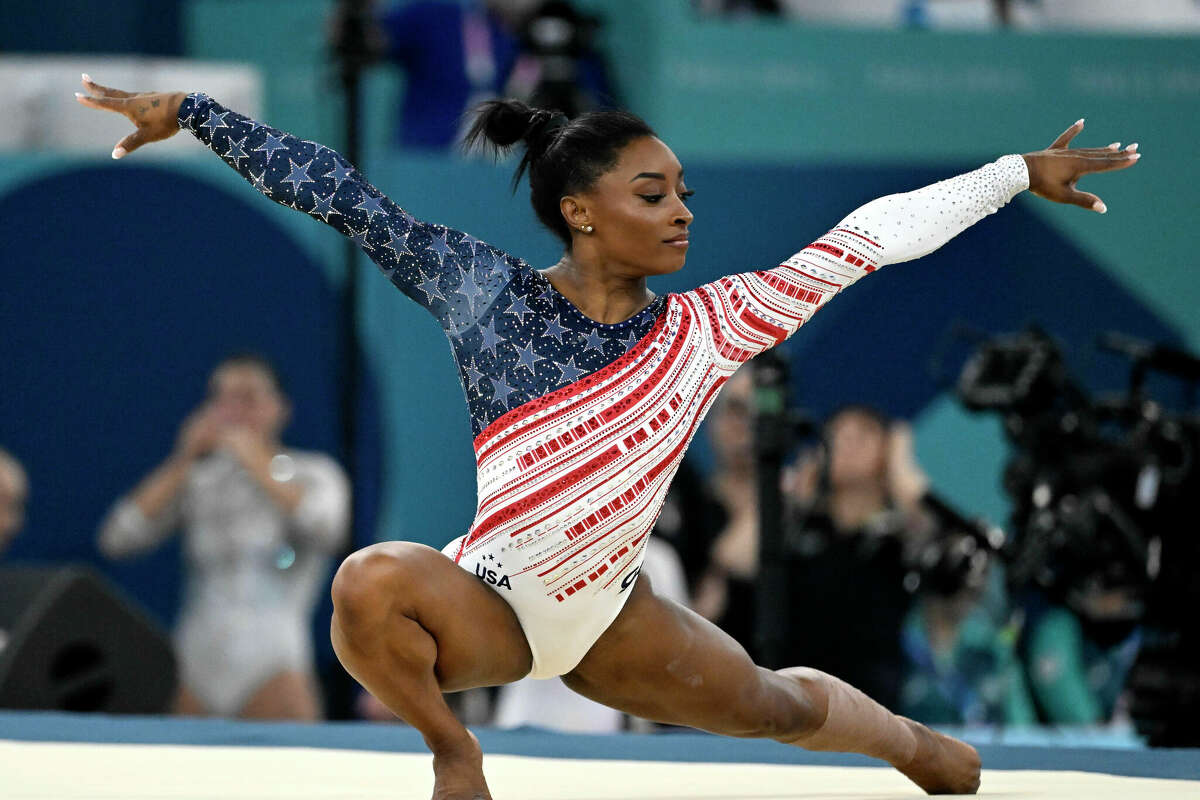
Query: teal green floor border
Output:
[[1, 712, 1196, 780]]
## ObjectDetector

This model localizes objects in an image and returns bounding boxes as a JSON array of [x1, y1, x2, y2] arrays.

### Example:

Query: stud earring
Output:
[[581, 224, 594, 233]]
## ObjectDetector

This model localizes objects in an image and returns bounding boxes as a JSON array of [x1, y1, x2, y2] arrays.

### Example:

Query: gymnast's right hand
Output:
[[74, 74, 187, 160]]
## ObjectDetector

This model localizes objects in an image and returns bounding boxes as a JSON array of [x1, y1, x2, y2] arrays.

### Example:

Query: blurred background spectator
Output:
[[690, 370, 760, 645], [0, 448, 28, 558], [691, 373, 929, 710], [1004, 0, 1200, 32], [0, 447, 29, 671], [704, 0, 1200, 32], [901, 572, 1037, 726], [340, 0, 613, 149], [778, 0, 1002, 28], [692, 378, 1035, 722], [772, 405, 933, 710], [900, 530, 1036, 726], [651, 459, 726, 597], [1019, 592, 1141, 725], [97, 354, 349, 720]]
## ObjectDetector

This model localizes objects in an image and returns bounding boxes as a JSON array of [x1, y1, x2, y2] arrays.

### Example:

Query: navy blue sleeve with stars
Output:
[[178, 92, 522, 334], [178, 93, 665, 437]]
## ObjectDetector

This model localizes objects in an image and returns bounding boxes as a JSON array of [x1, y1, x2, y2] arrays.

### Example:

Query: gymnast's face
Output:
[[565, 136, 694, 276]]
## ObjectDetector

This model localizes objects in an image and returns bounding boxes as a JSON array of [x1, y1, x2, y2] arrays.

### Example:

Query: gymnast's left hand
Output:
[[74, 74, 186, 160], [1022, 120, 1141, 214]]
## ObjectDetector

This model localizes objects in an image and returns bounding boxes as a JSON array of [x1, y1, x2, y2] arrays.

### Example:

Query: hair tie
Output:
[[542, 111, 568, 135], [526, 109, 568, 150]]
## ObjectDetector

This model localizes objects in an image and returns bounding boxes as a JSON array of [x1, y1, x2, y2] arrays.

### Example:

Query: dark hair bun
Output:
[[464, 99, 565, 155]]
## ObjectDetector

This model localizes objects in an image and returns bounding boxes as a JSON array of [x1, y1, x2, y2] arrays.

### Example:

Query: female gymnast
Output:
[[77, 74, 1138, 798]]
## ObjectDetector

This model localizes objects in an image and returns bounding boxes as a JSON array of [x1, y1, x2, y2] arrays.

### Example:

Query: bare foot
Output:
[[894, 719, 981, 795], [431, 732, 492, 800]]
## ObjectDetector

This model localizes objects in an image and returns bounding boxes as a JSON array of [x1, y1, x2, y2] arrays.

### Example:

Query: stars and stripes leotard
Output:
[[179, 94, 1029, 678]]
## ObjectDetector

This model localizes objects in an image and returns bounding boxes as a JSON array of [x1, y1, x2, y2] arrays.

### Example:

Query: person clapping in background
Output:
[[98, 354, 349, 720], [772, 405, 930, 710], [694, 395, 935, 709]]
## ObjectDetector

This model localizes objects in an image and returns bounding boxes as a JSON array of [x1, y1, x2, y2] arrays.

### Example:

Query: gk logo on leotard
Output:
[[619, 566, 641, 593], [474, 561, 512, 590]]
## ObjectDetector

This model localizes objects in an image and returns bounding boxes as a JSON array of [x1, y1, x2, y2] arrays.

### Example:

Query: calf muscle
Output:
[[330, 542, 533, 753], [564, 576, 980, 795], [331, 582, 470, 754]]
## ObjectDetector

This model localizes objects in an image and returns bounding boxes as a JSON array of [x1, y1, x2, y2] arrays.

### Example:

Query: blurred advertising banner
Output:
[[592, 1, 1200, 162]]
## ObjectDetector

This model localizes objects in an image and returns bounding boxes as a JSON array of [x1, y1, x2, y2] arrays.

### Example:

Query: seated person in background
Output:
[[98, 353, 349, 721], [901, 558, 1037, 726], [0, 447, 28, 557], [1018, 587, 1142, 725]]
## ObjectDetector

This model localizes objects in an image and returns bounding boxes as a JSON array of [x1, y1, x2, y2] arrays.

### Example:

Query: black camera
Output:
[[517, 2, 605, 118], [958, 327, 1200, 745]]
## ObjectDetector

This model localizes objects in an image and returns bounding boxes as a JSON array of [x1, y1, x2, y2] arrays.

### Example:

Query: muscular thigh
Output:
[[563, 576, 801, 736], [336, 541, 533, 692]]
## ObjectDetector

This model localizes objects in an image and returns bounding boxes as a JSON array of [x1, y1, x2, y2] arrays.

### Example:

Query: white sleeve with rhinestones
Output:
[[685, 156, 1029, 373], [838, 153, 1030, 268]]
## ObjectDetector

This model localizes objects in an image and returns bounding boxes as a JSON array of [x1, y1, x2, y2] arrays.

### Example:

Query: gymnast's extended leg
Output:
[[330, 542, 533, 800], [563, 575, 980, 795]]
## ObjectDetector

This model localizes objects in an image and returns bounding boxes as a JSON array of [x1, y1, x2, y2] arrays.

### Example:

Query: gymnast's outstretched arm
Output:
[[75, 76, 519, 333], [692, 122, 1139, 371]]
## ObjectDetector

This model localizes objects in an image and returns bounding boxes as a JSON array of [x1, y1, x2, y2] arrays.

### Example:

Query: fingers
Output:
[[80, 73, 135, 99], [1065, 187, 1106, 214], [113, 129, 147, 159], [1083, 150, 1141, 174], [1049, 119, 1084, 149], [1064, 148, 1137, 158], [74, 92, 131, 114], [1046, 120, 1138, 155], [1053, 147, 1141, 171]]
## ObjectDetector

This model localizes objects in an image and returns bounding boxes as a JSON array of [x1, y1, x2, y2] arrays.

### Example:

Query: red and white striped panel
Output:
[[455, 228, 871, 604], [459, 298, 726, 601], [685, 226, 873, 375]]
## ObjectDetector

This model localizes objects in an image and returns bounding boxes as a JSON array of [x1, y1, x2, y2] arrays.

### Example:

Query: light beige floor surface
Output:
[[2, 739, 1194, 799]]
